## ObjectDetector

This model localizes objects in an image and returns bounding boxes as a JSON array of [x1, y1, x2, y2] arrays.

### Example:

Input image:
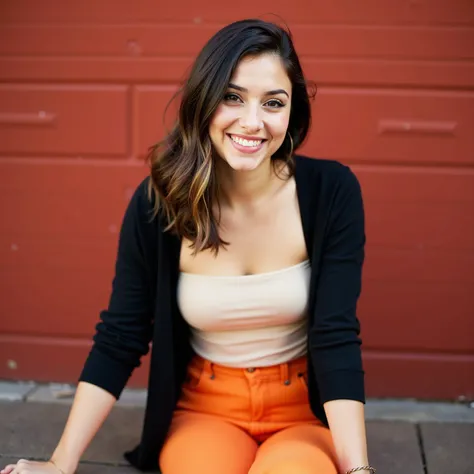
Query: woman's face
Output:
[[209, 53, 292, 172]]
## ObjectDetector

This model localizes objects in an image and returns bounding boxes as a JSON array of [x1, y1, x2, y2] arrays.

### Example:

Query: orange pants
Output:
[[159, 354, 338, 474]]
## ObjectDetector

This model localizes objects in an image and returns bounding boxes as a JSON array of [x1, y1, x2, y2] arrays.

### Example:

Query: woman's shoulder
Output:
[[123, 175, 164, 234], [127, 175, 154, 215]]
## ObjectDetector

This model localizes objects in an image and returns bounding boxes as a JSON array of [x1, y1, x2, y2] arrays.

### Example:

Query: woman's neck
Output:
[[216, 159, 287, 210]]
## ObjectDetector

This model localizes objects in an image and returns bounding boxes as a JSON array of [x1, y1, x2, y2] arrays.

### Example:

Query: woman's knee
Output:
[[251, 459, 337, 474], [248, 424, 338, 474], [159, 413, 257, 474]]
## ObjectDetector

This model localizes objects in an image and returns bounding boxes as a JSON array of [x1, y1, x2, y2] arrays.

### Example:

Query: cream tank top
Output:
[[177, 260, 311, 368]]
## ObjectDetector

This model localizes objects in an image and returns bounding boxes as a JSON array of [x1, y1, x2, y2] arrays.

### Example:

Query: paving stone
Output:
[[26, 384, 147, 408], [78, 463, 137, 473], [366, 421, 424, 474], [0, 457, 18, 471], [0, 381, 36, 401], [0, 457, 136, 473], [26, 385, 147, 409], [366, 399, 474, 423], [0, 402, 69, 458], [26, 384, 76, 404], [0, 401, 144, 465], [421, 422, 474, 474], [82, 406, 144, 465], [115, 388, 147, 408]]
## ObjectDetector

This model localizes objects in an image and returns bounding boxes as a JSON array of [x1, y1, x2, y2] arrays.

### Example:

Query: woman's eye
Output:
[[265, 99, 284, 108], [224, 93, 241, 102]]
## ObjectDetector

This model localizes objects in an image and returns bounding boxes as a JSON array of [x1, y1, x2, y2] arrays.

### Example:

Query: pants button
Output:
[[284, 379, 291, 386], [247, 367, 255, 373]]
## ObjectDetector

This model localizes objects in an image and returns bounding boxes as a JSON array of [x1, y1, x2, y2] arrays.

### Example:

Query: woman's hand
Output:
[[1, 459, 69, 474]]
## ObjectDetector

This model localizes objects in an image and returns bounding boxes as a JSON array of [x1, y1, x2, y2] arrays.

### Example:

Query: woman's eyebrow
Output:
[[228, 83, 289, 98]]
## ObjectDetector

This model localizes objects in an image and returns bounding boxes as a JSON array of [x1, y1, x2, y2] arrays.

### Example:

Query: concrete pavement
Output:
[[1, 381, 473, 474]]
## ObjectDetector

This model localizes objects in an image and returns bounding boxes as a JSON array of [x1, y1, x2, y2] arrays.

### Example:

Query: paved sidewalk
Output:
[[1, 382, 473, 473]]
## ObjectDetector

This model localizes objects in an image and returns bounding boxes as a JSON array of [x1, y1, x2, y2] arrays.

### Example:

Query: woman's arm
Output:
[[324, 400, 369, 473], [79, 177, 155, 396], [51, 382, 117, 473], [1, 383, 116, 474], [308, 164, 370, 472], [1, 179, 156, 474]]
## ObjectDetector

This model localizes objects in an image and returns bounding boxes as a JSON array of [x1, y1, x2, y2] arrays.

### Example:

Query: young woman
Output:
[[2, 19, 374, 474]]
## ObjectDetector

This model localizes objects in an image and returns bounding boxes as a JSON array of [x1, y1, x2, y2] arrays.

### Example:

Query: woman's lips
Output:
[[227, 134, 266, 154]]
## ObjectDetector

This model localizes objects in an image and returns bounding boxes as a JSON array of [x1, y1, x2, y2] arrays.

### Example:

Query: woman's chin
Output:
[[223, 154, 266, 172]]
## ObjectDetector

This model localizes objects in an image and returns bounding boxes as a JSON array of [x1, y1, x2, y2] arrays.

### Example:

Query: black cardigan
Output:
[[79, 155, 366, 472]]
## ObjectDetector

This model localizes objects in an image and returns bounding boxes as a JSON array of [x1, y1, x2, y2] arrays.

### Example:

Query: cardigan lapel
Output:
[[295, 155, 317, 261]]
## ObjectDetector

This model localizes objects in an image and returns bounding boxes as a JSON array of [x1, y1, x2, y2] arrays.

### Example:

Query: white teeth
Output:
[[230, 135, 262, 147]]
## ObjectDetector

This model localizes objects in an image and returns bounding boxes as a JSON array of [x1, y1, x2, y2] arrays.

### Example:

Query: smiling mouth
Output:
[[228, 134, 266, 148]]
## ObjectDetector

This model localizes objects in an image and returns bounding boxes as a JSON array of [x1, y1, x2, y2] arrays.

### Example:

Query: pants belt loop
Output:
[[280, 362, 290, 385], [202, 359, 215, 379]]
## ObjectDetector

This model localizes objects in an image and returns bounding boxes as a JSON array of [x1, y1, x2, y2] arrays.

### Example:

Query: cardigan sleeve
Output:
[[79, 178, 155, 399], [309, 166, 366, 404]]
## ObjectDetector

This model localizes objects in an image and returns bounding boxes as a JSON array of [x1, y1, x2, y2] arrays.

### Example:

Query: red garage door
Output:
[[1, 1, 473, 400]]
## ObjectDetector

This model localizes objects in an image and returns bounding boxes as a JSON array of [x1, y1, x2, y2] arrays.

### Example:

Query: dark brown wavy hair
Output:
[[148, 19, 314, 253]]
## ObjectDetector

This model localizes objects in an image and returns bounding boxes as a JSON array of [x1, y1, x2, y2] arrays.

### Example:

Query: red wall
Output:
[[1, 0, 473, 400]]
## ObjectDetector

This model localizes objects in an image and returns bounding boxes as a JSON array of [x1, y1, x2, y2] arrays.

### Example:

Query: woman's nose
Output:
[[239, 105, 263, 132]]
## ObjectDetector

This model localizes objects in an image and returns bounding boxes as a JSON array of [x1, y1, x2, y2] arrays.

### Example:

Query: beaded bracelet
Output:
[[346, 466, 376, 474]]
